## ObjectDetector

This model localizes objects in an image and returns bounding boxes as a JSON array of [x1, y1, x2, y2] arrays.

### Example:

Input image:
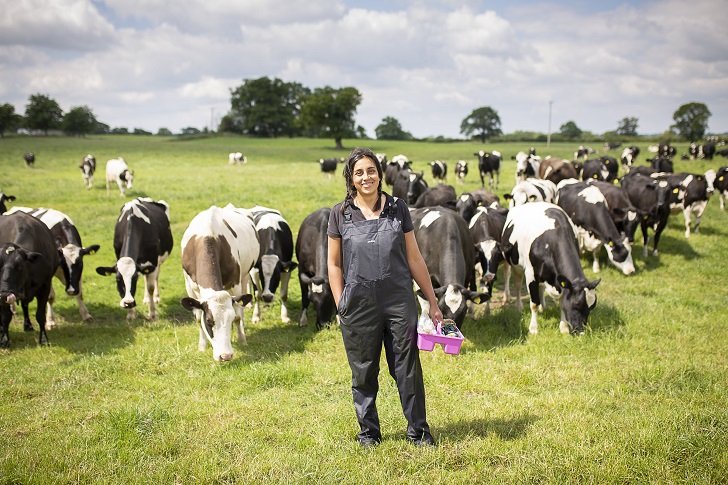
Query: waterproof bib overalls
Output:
[[337, 199, 430, 442]]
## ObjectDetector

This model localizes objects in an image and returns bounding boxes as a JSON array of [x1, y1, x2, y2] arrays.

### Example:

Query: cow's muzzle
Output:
[[261, 292, 275, 304], [120, 299, 136, 309]]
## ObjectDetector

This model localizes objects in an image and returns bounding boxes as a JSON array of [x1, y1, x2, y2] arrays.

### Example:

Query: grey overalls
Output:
[[337, 198, 430, 442]]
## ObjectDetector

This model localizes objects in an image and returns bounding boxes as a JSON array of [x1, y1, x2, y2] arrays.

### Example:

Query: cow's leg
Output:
[[280, 271, 292, 324], [720, 194, 726, 211], [495, 170, 500, 189], [640, 222, 650, 258], [106, 178, 110, 196], [35, 287, 52, 346], [502, 263, 511, 304], [527, 280, 541, 334], [117, 180, 125, 197], [299, 279, 309, 327], [250, 269, 262, 324], [513, 270, 524, 313], [0, 305, 12, 348], [21, 301, 33, 331], [683, 207, 692, 238], [559, 307, 571, 334], [76, 281, 93, 321], [45, 285, 57, 328], [234, 305, 247, 345], [592, 249, 601, 273], [143, 270, 161, 319]]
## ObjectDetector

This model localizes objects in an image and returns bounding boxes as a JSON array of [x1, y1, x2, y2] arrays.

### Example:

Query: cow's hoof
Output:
[[24, 324, 33, 332]]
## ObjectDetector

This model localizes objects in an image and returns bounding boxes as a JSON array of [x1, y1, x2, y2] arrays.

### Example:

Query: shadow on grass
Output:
[[438, 414, 539, 441]]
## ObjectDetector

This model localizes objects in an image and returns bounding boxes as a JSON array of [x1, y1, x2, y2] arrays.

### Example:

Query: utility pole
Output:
[[547, 100, 553, 148], [210, 107, 214, 133]]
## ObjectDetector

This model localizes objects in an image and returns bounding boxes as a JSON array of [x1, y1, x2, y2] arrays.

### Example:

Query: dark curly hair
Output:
[[340, 147, 383, 213]]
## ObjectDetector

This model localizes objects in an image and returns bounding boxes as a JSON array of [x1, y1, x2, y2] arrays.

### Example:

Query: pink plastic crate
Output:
[[417, 322, 464, 355]]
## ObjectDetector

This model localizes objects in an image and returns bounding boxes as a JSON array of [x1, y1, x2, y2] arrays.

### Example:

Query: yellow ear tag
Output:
[[673, 188, 679, 193], [719, 176, 724, 181], [473, 296, 481, 304], [560, 280, 566, 287], [609, 241, 614, 247], [529, 195, 536, 201]]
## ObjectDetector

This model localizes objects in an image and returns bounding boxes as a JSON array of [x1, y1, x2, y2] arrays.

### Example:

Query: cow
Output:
[[574, 145, 595, 161], [650, 156, 674, 173], [657, 143, 677, 158], [375, 153, 388, 166], [319, 158, 341, 179], [244, 205, 297, 324], [228, 152, 247, 165], [430, 160, 447, 182], [501, 202, 600, 335], [689, 143, 699, 160], [715, 166, 728, 210], [392, 170, 428, 205], [105, 157, 134, 196], [652, 171, 716, 238], [581, 158, 610, 182], [515, 151, 541, 183], [620, 146, 640, 174], [410, 207, 487, 326], [454, 160, 468, 184], [385, 154, 410, 186], [95, 198, 173, 320], [539, 157, 578, 185], [296, 208, 336, 329], [80, 154, 96, 189], [604, 142, 622, 151], [5, 207, 100, 323], [474, 150, 501, 189], [717, 148, 728, 159], [0, 190, 16, 214], [504, 178, 557, 208], [456, 188, 500, 222], [468, 204, 510, 313], [412, 184, 457, 210], [0, 211, 59, 348], [555, 181, 635, 275], [621, 173, 672, 257], [23, 153, 35, 167], [585, 180, 640, 244], [699, 142, 716, 160], [179, 205, 258, 362]]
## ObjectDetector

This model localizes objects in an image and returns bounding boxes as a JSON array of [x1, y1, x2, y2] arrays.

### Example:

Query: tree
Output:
[[559, 120, 582, 139], [615, 117, 639, 137], [375, 116, 413, 140], [62, 105, 97, 137], [180, 127, 201, 135], [133, 128, 152, 135], [218, 114, 242, 134], [460, 107, 502, 144], [0, 103, 22, 137], [156, 127, 173, 136], [110, 127, 129, 134], [672, 102, 711, 141], [25, 93, 63, 135], [299, 86, 362, 149], [229, 77, 309, 138]]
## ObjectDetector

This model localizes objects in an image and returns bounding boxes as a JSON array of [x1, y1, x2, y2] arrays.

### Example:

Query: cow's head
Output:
[[417, 284, 488, 326], [604, 237, 635, 276], [557, 276, 600, 335], [180, 291, 253, 362], [0, 243, 42, 304], [120, 169, 134, 189], [474, 239, 505, 293], [300, 273, 335, 329], [258, 254, 297, 303], [58, 241, 99, 296], [612, 207, 640, 244], [0, 191, 16, 214], [96, 257, 156, 308], [406, 172, 427, 205]]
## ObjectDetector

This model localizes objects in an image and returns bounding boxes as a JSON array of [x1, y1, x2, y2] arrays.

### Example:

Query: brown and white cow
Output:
[[180, 205, 258, 362]]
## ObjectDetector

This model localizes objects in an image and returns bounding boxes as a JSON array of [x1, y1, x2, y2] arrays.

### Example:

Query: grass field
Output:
[[0, 135, 726, 484]]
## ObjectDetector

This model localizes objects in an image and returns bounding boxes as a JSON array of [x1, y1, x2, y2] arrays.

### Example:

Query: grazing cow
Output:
[[716, 148, 728, 159], [5, 207, 100, 323], [604, 142, 622, 151], [385, 154, 410, 186], [574, 145, 595, 161], [105, 157, 134, 196], [0, 190, 16, 214], [515, 151, 541, 183], [179, 205, 258, 362], [652, 171, 716, 238], [412, 184, 457, 209], [504, 178, 557, 208], [228, 152, 247, 165], [392, 170, 428, 205], [319, 158, 341, 179], [430, 160, 447, 182], [468, 205, 510, 312], [456, 188, 500, 222], [700, 142, 716, 160], [96, 198, 173, 320], [80, 154, 96, 189], [454, 160, 468, 183], [714, 166, 728, 210], [650, 156, 674, 173], [689, 143, 700, 160], [539, 157, 578, 185], [621, 173, 672, 257], [410, 207, 487, 326], [502, 202, 600, 335], [474, 150, 501, 189], [620, 146, 640, 174], [23, 153, 35, 167], [296, 208, 336, 329], [0, 211, 59, 347], [555, 181, 635, 275], [585, 180, 640, 244], [657, 143, 677, 158], [244, 205, 297, 324], [581, 158, 610, 182]]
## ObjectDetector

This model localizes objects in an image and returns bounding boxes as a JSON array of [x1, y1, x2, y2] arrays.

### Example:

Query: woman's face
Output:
[[351, 157, 380, 197]]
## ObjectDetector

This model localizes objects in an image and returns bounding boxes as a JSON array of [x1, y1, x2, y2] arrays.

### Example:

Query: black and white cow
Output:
[[515, 151, 541, 183], [474, 150, 502, 189], [179, 205, 257, 362], [245, 205, 297, 324], [296, 208, 336, 329], [555, 181, 635, 275], [319, 158, 342, 179], [650, 156, 674, 173], [502, 202, 600, 335], [652, 170, 716, 238], [412, 184, 457, 209], [699, 142, 716, 160], [96, 198, 173, 320], [468, 204, 510, 312], [105, 157, 134, 196], [604, 142, 622, 151], [392, 170, 428, 205], [574, 145, 596, 161], [23, 153, 35, 167], [620, 146, 640, 174], [454, 160, 468, 184], [0, 211, 59, 347], [430, 160, 447, 182], [714, 166, 728, 210], [657, 143, 677, 158], [410, 207, 487, 326], [5, 207, 100, 323], [621, 173, 673, 257], [456, 188, 500, 222], [229, 152, 247, 165], [581, 158, 610, 182], [504, 178, 557, 208], [0, 190, 16, 214], [385, 154, 411, 186], [585, 180, 640, 244], [80, 154, 96, 189]]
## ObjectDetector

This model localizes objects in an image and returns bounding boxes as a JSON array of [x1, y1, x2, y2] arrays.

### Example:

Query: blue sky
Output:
[[1, 0, 726, 138]]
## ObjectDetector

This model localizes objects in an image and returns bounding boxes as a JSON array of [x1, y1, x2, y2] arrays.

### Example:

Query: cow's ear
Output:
[[415, 289, 426, 299], [96, 266, 116, 276], [299, 273, 312, 285], [467, 291, 490, 304], [556, 275, 572, 291], [528, 195, 537, 201], [54, 237, 63, 249], [26, 252, 43, 263], [282, 261, 298, 272], [180, 297, 203, 312], [82, 244, 100, 256], [587, 278, 601, 290], [7, 196, 15, 202], [233, 294, 253, 306], [433, 286, 447, 298]]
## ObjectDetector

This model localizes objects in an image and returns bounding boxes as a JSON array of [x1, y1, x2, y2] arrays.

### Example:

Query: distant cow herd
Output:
[[2, 142, 727, 361]]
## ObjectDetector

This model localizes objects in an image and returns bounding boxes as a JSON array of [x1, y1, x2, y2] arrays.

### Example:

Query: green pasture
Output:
[[0, 135, 726, 484]]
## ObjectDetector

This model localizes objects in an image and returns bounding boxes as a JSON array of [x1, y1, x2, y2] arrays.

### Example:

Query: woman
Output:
[[327, 147, 443, 448]]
